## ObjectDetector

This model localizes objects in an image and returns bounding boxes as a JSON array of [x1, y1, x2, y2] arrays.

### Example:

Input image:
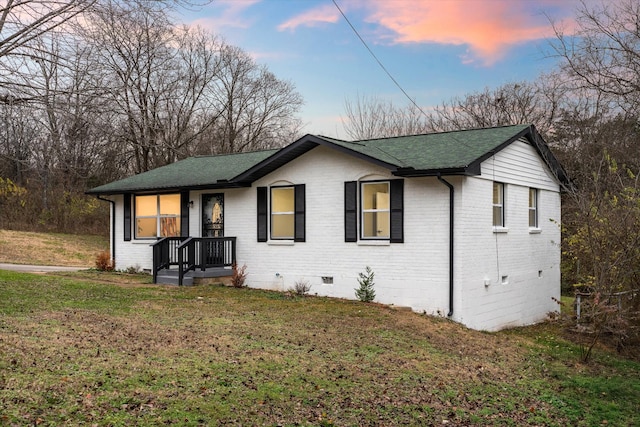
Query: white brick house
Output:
[[88, 124, 569, 331]]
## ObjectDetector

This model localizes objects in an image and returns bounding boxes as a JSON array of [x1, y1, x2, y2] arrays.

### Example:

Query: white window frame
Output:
[[529, 187, 540, 231], [270, 186, 295, 240], [360, 181, 390, 240], [134, 194, 181, 239], [492, 182, 506, 230]]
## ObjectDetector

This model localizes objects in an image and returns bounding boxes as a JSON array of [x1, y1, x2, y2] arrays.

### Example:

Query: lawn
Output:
[[1, 270, 639, 426], [0, 230, 108, 267]]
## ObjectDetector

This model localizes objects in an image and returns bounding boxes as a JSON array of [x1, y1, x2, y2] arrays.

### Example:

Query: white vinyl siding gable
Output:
[[480, 138, 559, 192]]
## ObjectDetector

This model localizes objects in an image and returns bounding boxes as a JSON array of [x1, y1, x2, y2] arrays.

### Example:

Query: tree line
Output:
[[0, 0, 303, 233]]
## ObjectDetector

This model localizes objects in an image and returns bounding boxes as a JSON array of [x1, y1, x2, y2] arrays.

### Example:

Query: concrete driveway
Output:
[[0, 263, 86, 273]]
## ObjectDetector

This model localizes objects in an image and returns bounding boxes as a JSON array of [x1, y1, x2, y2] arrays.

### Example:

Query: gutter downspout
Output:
[[96, 195, 116, 263], [437, 174, 454, 317]]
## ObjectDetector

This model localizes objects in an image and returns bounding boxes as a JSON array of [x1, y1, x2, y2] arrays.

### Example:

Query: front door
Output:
[[202, 193, 224, 237]]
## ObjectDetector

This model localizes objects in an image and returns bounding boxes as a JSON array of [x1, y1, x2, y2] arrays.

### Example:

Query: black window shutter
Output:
[[294, 184, 305, 242], [390, 179, 404, 243], [257, 187, 268, 242], [344, 181, 357, 242], [180, 191, 190, 237], [123, 194, 132, 241]]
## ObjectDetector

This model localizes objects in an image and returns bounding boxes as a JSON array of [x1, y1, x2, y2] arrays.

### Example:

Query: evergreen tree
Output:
[[355, 266, 376, 302]]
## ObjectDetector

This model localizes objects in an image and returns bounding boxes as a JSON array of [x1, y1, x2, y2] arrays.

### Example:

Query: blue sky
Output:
[[179, 0, 605, 138]]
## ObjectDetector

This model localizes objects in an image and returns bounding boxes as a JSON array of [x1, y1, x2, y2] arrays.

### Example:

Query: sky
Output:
[[179, 0, 605, 138]]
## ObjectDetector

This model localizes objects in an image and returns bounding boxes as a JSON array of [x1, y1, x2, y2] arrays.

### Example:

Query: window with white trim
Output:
[[271, 186, 295, 240], [361, 181, 390, 239], [529, 188, 538, 228], [492, 182, 505, 227], [344, 179, 403, 243], [135, 194, 181, 238], [257, 185, 305, 242]]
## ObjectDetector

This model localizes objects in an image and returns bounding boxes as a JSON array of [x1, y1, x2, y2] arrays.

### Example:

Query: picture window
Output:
[[135, 194, 181, 238]]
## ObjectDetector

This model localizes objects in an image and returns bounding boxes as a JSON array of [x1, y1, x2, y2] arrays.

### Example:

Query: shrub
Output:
[[290, 279, 312, 296], [95, 250, 114, 271], [355, 266, 376, 302], [125, 264, 141, 274], [231, 262, 247, 288]]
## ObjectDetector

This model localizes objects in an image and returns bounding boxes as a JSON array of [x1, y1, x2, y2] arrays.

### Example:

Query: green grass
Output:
[[1, 270, 639, 426]]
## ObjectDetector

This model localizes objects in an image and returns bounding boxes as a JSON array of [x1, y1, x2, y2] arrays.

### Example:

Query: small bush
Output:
[[95, 250, 114, 271], [290, 279, 312, 296], [355, 266, 376, 302], [125, 264, 141, 274], [231, 262, 247, 288]]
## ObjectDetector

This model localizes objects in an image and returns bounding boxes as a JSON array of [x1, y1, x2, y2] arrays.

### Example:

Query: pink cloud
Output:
[[278, 0, 590, 67], [366, 0, 564, 66], [277, 4, 341, 31], [190, 0, 261, 31]]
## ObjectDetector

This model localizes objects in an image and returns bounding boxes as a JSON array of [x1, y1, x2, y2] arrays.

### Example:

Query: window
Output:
[[345, 179, 403, 243], [135, 194, 181, 238], [361, 182, 390, 239], [271, 186, 295, 239], [529, 188, 538, 228], [492, 182, 505, 227], [257, 185, 305, 242]]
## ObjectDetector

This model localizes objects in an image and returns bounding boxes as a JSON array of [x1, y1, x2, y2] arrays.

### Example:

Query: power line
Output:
[[331, 0, 429, 119]]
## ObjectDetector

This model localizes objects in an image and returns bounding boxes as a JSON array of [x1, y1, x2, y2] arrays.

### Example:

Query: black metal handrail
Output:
[[151, 237, 185, 283], [177, 237, 196, 287], [152, 236, 236, 285]]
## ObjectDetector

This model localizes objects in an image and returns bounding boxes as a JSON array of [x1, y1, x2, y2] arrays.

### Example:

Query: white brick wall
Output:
[[455, 141, 562, 330], [110, 140, 562, 331], [218, 146, 452, 314], [110, 194, 159, 272]]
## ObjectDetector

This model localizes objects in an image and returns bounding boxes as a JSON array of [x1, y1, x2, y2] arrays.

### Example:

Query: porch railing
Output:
[[151, 237, 236, 285], [151, 237, 185, 283]]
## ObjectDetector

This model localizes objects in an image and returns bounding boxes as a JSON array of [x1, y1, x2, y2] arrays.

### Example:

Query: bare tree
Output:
[[0, 0, 211, 105], [428, 79, 565, 138], [342, 80, 564, 140], [0, 0, 303, 233], [208, 44, 303, 154], [342, 94, 428, 140], [0, 102, 36, 185], [0, 0, 93, 60], [83, 1, 302, 172], [550, 0, 640, 115], [82, 2, 221, 172]]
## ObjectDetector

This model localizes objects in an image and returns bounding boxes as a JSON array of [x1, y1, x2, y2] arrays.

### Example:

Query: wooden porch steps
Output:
[[155, 267, 234, 286], [155, 268, 194, 286], [152, 236, 236, 286]]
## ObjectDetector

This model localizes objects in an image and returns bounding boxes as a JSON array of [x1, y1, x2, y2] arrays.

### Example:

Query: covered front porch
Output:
[[151, 236, 236, 286]]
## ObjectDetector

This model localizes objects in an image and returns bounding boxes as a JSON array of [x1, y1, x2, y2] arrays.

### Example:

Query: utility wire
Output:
[[331, 0, 475, 153], [331, 0, 429, 119]]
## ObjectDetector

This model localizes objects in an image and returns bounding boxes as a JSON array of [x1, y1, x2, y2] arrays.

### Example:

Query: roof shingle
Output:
[[87, 124, 567, 195]]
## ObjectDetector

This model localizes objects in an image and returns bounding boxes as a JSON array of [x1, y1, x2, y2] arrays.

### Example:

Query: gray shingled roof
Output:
[[87, 124, 568, 195], [87, 149, 278, 194], [314, 124, 533, 171]]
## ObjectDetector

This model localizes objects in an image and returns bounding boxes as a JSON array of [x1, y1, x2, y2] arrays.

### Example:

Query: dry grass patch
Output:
[[0, 229, 107, 266]]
